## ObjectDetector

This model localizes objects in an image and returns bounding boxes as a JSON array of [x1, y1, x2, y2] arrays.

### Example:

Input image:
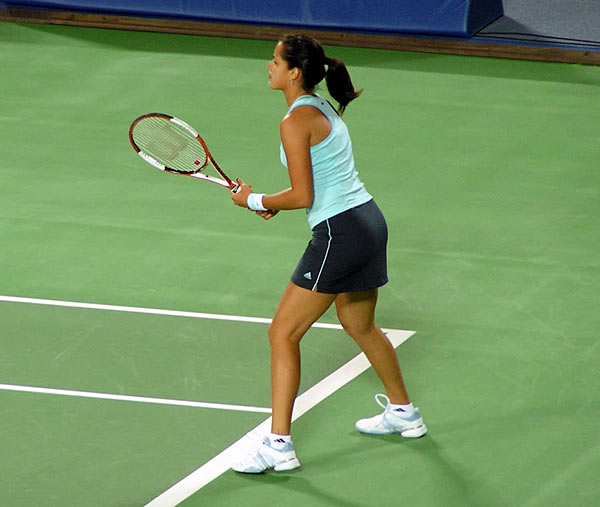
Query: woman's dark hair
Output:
[[279, 34, 362, 114]]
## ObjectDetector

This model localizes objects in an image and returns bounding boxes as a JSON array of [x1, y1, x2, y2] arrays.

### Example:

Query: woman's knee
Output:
[[337, 313, 374, 341], [268, 320, 303, 348]]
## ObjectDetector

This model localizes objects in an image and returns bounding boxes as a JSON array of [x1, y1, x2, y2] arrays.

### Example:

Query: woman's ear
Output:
[[288, 66, 300, 82]]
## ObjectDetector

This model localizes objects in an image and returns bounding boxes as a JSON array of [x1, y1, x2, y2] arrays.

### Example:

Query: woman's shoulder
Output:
[[280, 106, 311, 139], [281, 104, 322, 128], [283, 104, 331, 138]]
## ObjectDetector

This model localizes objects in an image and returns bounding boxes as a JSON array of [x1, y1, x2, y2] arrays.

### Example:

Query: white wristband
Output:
[[247, 193, 267, 211]]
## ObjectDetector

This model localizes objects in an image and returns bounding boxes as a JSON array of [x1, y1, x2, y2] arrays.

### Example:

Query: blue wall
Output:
[[4, 1, 504, 37]]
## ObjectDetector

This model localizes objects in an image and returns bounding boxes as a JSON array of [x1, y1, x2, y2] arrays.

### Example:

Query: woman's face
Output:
[[268, 42, 293, 90]]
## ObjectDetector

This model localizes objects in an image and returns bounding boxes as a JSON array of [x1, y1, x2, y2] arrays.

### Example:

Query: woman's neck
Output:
[[284, 88, 316, 107]]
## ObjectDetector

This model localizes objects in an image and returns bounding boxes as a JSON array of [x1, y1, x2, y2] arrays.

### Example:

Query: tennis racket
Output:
[[129, 113, 239, 191]]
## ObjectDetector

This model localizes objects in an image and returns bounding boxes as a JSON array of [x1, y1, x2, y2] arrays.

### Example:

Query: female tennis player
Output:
[[231, 34, 427, 473]]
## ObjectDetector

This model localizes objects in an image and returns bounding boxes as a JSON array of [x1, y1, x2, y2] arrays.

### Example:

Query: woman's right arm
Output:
[[261, 109, 314, 211]]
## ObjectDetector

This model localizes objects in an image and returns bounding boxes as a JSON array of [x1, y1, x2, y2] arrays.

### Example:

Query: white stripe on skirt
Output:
[[312, 219, 332, 291]]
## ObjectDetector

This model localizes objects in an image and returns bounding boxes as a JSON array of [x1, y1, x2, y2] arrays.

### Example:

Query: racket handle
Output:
[[232, 178, 241, 193]]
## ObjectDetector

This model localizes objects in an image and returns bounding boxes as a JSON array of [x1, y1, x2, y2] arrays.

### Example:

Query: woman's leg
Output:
[[335, 289, 410, 404], [269, 282, 337, 435], [231, 282, 336, 473]]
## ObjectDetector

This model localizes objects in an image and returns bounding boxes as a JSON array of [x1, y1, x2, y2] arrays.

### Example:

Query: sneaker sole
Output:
[[232, 457, 301, 474], [356, 423, 428, 438], [274, 457, 301, 472], [400, 424, 428, 438]]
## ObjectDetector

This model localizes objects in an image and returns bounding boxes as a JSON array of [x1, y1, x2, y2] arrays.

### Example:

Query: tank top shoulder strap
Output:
[[287, 94, 337, 120]]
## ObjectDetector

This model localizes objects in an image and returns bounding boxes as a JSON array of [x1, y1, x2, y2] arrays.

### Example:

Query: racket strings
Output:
[[132, 116, 207, 173]]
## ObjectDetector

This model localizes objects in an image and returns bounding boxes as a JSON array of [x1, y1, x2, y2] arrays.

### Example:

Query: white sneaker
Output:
[[232, 436, 301, 474], [356, 393, 427, 438]]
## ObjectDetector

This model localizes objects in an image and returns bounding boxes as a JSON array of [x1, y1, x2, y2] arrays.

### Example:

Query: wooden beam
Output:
[[1, 7, 599, 65]]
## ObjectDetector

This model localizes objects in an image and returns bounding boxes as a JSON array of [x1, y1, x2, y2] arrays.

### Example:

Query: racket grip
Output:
[[232, 178, 241, 193]]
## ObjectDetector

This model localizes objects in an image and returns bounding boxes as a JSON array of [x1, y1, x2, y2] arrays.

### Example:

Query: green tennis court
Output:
[[1, 22, 599, 506]]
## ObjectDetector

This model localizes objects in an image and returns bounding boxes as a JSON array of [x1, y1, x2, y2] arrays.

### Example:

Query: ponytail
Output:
[[279, 34, 362, 115], [324, 56, 362, 115]]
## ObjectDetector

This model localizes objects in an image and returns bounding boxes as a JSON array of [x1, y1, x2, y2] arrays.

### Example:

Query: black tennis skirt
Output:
[[291, 199, 388, 294]]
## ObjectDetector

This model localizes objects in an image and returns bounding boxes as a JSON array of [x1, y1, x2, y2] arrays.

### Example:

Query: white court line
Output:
[[0, 384, 272, 414], [0, 295, 415, 506], [0, 295, 342, 329]]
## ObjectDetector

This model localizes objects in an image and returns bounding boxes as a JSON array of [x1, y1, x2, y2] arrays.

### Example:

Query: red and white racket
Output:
[[129, 113, 239, 191]]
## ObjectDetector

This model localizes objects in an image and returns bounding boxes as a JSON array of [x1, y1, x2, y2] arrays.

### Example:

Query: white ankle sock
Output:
[[269, 433, 291, 449], [390, 402, 415, 414]]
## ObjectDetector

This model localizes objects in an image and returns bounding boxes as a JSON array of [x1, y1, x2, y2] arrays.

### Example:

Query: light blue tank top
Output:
[[280, 94, 372, 229]]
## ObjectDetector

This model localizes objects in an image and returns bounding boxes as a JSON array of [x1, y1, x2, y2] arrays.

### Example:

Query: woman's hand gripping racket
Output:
[[129, 113, 239, 192]]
